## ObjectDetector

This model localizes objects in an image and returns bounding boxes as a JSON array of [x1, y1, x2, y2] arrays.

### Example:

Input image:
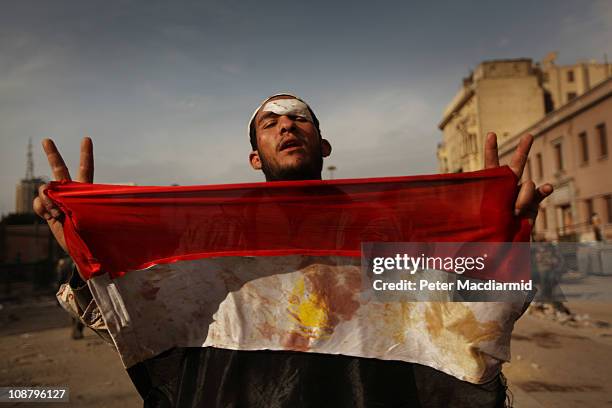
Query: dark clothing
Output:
[[594, 227, 604, 242], [129, 347, 507, 408]]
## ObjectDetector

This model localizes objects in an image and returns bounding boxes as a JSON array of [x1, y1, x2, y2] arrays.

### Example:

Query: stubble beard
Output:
[[259, 149, 324, 182]]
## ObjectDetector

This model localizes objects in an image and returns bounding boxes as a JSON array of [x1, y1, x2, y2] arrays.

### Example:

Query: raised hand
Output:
[[484, 132, 553, 225], [33, 137, 94, 253]]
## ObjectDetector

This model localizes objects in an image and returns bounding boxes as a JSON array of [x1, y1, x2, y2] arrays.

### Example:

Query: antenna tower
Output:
[[26, 138, 34, 180]]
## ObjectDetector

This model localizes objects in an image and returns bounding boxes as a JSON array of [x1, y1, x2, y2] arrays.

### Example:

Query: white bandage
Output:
[[260, 99, 313, 123], [248, 93, 315, 138]]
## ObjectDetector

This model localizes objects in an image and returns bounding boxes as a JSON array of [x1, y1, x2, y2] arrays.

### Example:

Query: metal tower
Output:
[[26, 138, 34, 180]]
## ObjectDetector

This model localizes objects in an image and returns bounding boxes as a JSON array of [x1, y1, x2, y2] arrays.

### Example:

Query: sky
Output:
[[1, 0, 611, 216]]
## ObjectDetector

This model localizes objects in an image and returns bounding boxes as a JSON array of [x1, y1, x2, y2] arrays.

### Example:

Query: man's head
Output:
[[248, 94, 331, 181]]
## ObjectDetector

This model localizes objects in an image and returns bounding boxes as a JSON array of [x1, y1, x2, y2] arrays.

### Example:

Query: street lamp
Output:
[[327, 165, 337, 180]]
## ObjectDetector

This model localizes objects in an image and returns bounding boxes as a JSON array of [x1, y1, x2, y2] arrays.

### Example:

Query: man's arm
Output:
[[33, 137, 93, 257], [33, 137, 110, 339]]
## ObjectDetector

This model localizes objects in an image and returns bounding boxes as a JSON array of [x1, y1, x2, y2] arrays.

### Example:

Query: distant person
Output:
[[591, 213, 604, 242], [531, 238, 561, 301], [531, 236, 570, 314]]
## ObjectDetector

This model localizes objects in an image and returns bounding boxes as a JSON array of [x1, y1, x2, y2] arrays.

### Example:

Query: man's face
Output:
[[250, 96, 331, 181]]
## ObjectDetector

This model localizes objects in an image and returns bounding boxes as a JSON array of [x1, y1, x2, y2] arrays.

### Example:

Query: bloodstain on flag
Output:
[[425, 303, 504, 376], [282, 331, 312, 352], [382, 302, 415, 345], [285, 265, 361, 350], [304, 264, 362, 324], [256, 321, 278, 341]]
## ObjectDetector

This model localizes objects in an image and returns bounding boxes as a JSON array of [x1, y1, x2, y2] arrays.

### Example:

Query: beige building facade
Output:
[[437, 55, 612, 175], [15, 178, 45, 214], [437, 59, 545, 173], [541, 52, 612, 111], [498, 77, 612, 242]]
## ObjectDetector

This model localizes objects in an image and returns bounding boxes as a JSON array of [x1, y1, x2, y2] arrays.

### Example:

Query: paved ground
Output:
[[504, 301, 612, 407], [0, 297, 139, 408], [1, 296, 611, 407]]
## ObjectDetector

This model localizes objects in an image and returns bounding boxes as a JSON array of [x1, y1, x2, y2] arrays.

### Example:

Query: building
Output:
[[15, 178, 46, 214], [437, 59, 546, 173], [0, 140, 59, 295], [540, 52, 612, 112], [437, 54, 612, 174], [0, 213, 54, 263], [499, 77, 612, 242]]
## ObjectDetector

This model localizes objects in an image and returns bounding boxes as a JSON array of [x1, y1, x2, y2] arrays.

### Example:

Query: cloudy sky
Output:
[[1, 0, 611, 215]]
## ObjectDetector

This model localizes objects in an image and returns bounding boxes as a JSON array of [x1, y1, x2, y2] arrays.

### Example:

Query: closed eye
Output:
[[263, 119, 277, 128]]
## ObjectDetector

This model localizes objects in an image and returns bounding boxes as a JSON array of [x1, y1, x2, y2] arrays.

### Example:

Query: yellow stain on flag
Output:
[[287, 276, 333, 339]]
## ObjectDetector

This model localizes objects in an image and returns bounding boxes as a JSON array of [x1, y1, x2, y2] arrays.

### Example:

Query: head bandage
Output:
[[248, 93, 321, 150], [260, 99, 313, 123]]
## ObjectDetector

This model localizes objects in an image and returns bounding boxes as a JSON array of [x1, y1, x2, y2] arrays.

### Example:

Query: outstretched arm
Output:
[[33, 137, 108, 336], [33, 137, 94, 258]]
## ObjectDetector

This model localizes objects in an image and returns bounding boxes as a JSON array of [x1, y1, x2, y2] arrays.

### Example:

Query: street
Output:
[[1, 296, 611, 407]]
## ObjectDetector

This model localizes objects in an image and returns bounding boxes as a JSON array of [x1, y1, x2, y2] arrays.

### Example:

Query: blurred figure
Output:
[[56, 257, 84, 339], [531, 237, 570, 313], [591, 213, 604, 242]]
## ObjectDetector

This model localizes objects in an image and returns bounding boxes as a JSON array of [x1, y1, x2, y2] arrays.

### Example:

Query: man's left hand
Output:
[[484, 132, 553, 226]]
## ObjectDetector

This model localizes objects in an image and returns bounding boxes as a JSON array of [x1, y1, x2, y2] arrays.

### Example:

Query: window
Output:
[[540, 207, 548, 230], [461, 134, 473, 156], [536, 153, 543, 180], [544, 91, 554, 113], [606, 195, 612, 223], [579, 132, 589, 163], [585, 198, 594, 223], [554, 143, 564, 171], [567, 70, 574, 82], [567, 92, 577, 101], [466, 133, 477, 154], [597, 123, 608, 157]]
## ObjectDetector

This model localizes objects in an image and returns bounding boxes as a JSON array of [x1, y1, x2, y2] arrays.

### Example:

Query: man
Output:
[[34, 93, 553, 407]]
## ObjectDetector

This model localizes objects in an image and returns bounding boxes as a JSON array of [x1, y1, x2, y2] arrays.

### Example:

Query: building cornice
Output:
[[438, 86, 475, 130]]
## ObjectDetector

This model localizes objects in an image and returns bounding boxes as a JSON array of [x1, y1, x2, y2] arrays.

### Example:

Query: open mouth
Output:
[[279, 138, 303, 152]]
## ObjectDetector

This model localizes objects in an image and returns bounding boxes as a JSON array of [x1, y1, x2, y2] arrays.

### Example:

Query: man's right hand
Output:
[[33, 137, 94, 256]]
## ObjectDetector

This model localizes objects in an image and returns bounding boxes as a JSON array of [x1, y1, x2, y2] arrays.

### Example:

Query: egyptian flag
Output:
[[46, 166, 531, 384]]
